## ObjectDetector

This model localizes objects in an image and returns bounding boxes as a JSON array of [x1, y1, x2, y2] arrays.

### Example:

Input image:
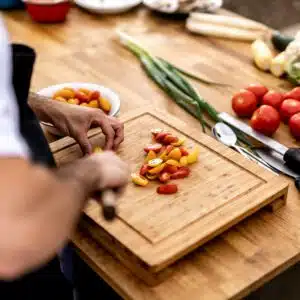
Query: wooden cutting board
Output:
[[51, 107, 289, 286]]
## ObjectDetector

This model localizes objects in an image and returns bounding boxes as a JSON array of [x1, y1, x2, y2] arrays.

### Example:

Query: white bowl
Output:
[[38, 82, 120, 136], [74, 0, 142, 14]]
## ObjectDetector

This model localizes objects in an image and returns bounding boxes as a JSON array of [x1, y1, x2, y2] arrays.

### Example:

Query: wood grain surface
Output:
[[3, 6, 300, 300]]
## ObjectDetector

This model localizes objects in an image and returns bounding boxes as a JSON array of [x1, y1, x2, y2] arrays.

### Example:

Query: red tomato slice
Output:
[[163, 165, 178, 174], [157, 184, 178, 194], [155, 132, 169, 143], [170, 167, 190, 179], [179, 146, 189, 156], [144, 143, 162, 153], [162, 135, 178, 145], [166, 145, 174, 154], [140, 164, 149, 176], [159, 172, 170, 183]]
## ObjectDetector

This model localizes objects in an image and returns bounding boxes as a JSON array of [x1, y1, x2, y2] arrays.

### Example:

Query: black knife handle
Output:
[[295, 177, 300, 191], [284, 148, 300, 173]]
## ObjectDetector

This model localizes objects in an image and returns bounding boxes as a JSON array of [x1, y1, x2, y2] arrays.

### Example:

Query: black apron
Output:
[[0, 44, 73, 299]]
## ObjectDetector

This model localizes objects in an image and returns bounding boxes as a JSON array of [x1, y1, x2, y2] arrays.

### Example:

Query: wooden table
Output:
[[4, 6, 300, 300]]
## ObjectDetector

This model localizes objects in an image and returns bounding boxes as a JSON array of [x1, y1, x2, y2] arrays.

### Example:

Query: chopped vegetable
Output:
[[170, 167, 190, 179], [179, 156, 188, 166], [148, 163, 166, 174], [165, 159, 180, 167], [187, 146, 200, 164], [171, 137, 185, 146], [140, 164, 149, 176], [162, 134, 178, 145], [148, 158, 163, 167], [163, 165, 178, 174], [131, 173, 149, 186], [144, 144, 163, 153], [167, 148, 182, 160], [251, 39, 274, 71], [179, 146, 189, 156], [157, 184, 178, 194], [146, 174, 158, 180], [145, 150, 157, 162], [159, 172, 171, 183]]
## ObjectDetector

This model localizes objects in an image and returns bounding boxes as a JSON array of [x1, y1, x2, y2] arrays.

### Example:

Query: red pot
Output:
[[25, 0, 70, 23]]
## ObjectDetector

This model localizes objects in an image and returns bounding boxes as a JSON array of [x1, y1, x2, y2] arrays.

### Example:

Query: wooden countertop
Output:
[[4, 6, 300, 300]]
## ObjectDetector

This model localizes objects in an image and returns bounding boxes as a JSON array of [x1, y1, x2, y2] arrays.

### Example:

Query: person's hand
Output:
[[81, 151, 129, 198], [50, 103, 124, 155]]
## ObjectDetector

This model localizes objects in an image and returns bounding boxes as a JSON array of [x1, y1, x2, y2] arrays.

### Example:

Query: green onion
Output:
[[117, 30, 253, 148]]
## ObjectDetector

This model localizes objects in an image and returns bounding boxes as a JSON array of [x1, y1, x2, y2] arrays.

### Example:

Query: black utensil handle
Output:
[[295, 177, 300, 191], [102, 190, 116, 221], [284, 148, 300, 172]]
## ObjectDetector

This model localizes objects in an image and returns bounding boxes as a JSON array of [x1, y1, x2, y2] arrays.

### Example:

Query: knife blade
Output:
[[219, 112, 300, 173]]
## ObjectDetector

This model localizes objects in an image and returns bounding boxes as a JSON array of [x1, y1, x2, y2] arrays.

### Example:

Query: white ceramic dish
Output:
[[38, 82, 120, 136], [74, 0, 142, 14]]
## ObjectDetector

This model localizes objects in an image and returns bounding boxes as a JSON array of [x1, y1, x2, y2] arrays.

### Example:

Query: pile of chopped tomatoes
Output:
[[131, 129, 199, 194]]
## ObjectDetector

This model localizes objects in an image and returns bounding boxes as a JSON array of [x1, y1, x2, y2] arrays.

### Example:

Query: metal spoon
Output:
[[212, 123, 278, 174]]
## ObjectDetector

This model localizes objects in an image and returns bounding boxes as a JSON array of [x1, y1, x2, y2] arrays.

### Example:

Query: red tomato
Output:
[[289, 113, 300, 140], [250, 105, 281, 136], [155, 132, 169, 143], [246, 84, 268, 101], [140, 164, 149, 176], [162, 134, 178, 145], [89, 91, 100, 101], [170, 167, 190, 179], [75, 91, 89, 103], [144, 143, 162, 153], [262, 91, 284, 110], [280, 99, 300, 123], [179, 146, 189, 156], [157, 184, 178, 194], [232, 89, 258, 117], [159, 172, 171, 183], [284, 87, 300, 101], [163, 165, 178, 174]]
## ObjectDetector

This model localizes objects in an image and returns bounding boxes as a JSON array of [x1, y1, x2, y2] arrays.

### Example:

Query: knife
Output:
[[256, 148, 300, 190], [219, 112, 300, 173]]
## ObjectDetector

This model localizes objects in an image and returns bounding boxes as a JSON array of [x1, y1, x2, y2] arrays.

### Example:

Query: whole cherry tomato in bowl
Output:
[[232, 89, 258, 117], [250, 105, 281, 136]]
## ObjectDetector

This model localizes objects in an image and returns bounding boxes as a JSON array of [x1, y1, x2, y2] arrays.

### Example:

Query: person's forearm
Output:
[[28, 92, 64, 123], [0, 157, 96, 279]]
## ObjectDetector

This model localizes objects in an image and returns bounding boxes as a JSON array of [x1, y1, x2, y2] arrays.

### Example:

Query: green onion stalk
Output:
[[117, 30, 253, 148]]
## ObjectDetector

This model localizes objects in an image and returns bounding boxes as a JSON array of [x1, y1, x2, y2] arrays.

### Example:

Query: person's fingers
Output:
[[111, 122, 124, 150], [75, 131, 92, 155], [96, 119, 115, 150]]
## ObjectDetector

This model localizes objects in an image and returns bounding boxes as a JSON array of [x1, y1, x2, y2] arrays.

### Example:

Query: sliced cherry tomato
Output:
[[166, 145, 174, 154], [88, 91, 100, 101], [171, 137, 185, 146], [140, 164, 149, 176], [159, 172, 171, 183], [157, 184, 178, 194], [179, 146, 189, 156], [168, 148, 182, 161], [131, 173, 148, 186], [146, 173, 158, 180], [148, 163, 166, 174], [145, 150, 156, 163], [144, 143, 162, 153], [170, 167, 190, 179], [162, 134, 179, 145], [148, 158, 163, 167], [75, 91, 89, 103], [155, 132, 169, 143], [163, 165, 178, 174]]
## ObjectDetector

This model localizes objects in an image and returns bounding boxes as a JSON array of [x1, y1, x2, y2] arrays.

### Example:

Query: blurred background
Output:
[[224, 0, 300, 35]]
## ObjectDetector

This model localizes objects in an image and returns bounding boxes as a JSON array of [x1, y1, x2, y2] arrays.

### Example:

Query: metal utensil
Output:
[[212, 123, 278, 174], [256, 148, 300, 190], [219, 112, 300, 172]]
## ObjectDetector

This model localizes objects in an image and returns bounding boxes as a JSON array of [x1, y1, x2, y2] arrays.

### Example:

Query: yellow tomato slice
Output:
[[131, 173, 149, 186], [171, 137, 186, 146], [168, 148, 182, 161], [148, 163, 166, 174], [187, 146, 200, 164], [165, 159, 180, 167], [148, 158, 163, 167], [145, 150, 157, 163]]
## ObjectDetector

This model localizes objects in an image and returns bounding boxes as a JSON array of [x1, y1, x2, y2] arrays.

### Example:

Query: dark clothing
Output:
[[0, 44, 73, 299]]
